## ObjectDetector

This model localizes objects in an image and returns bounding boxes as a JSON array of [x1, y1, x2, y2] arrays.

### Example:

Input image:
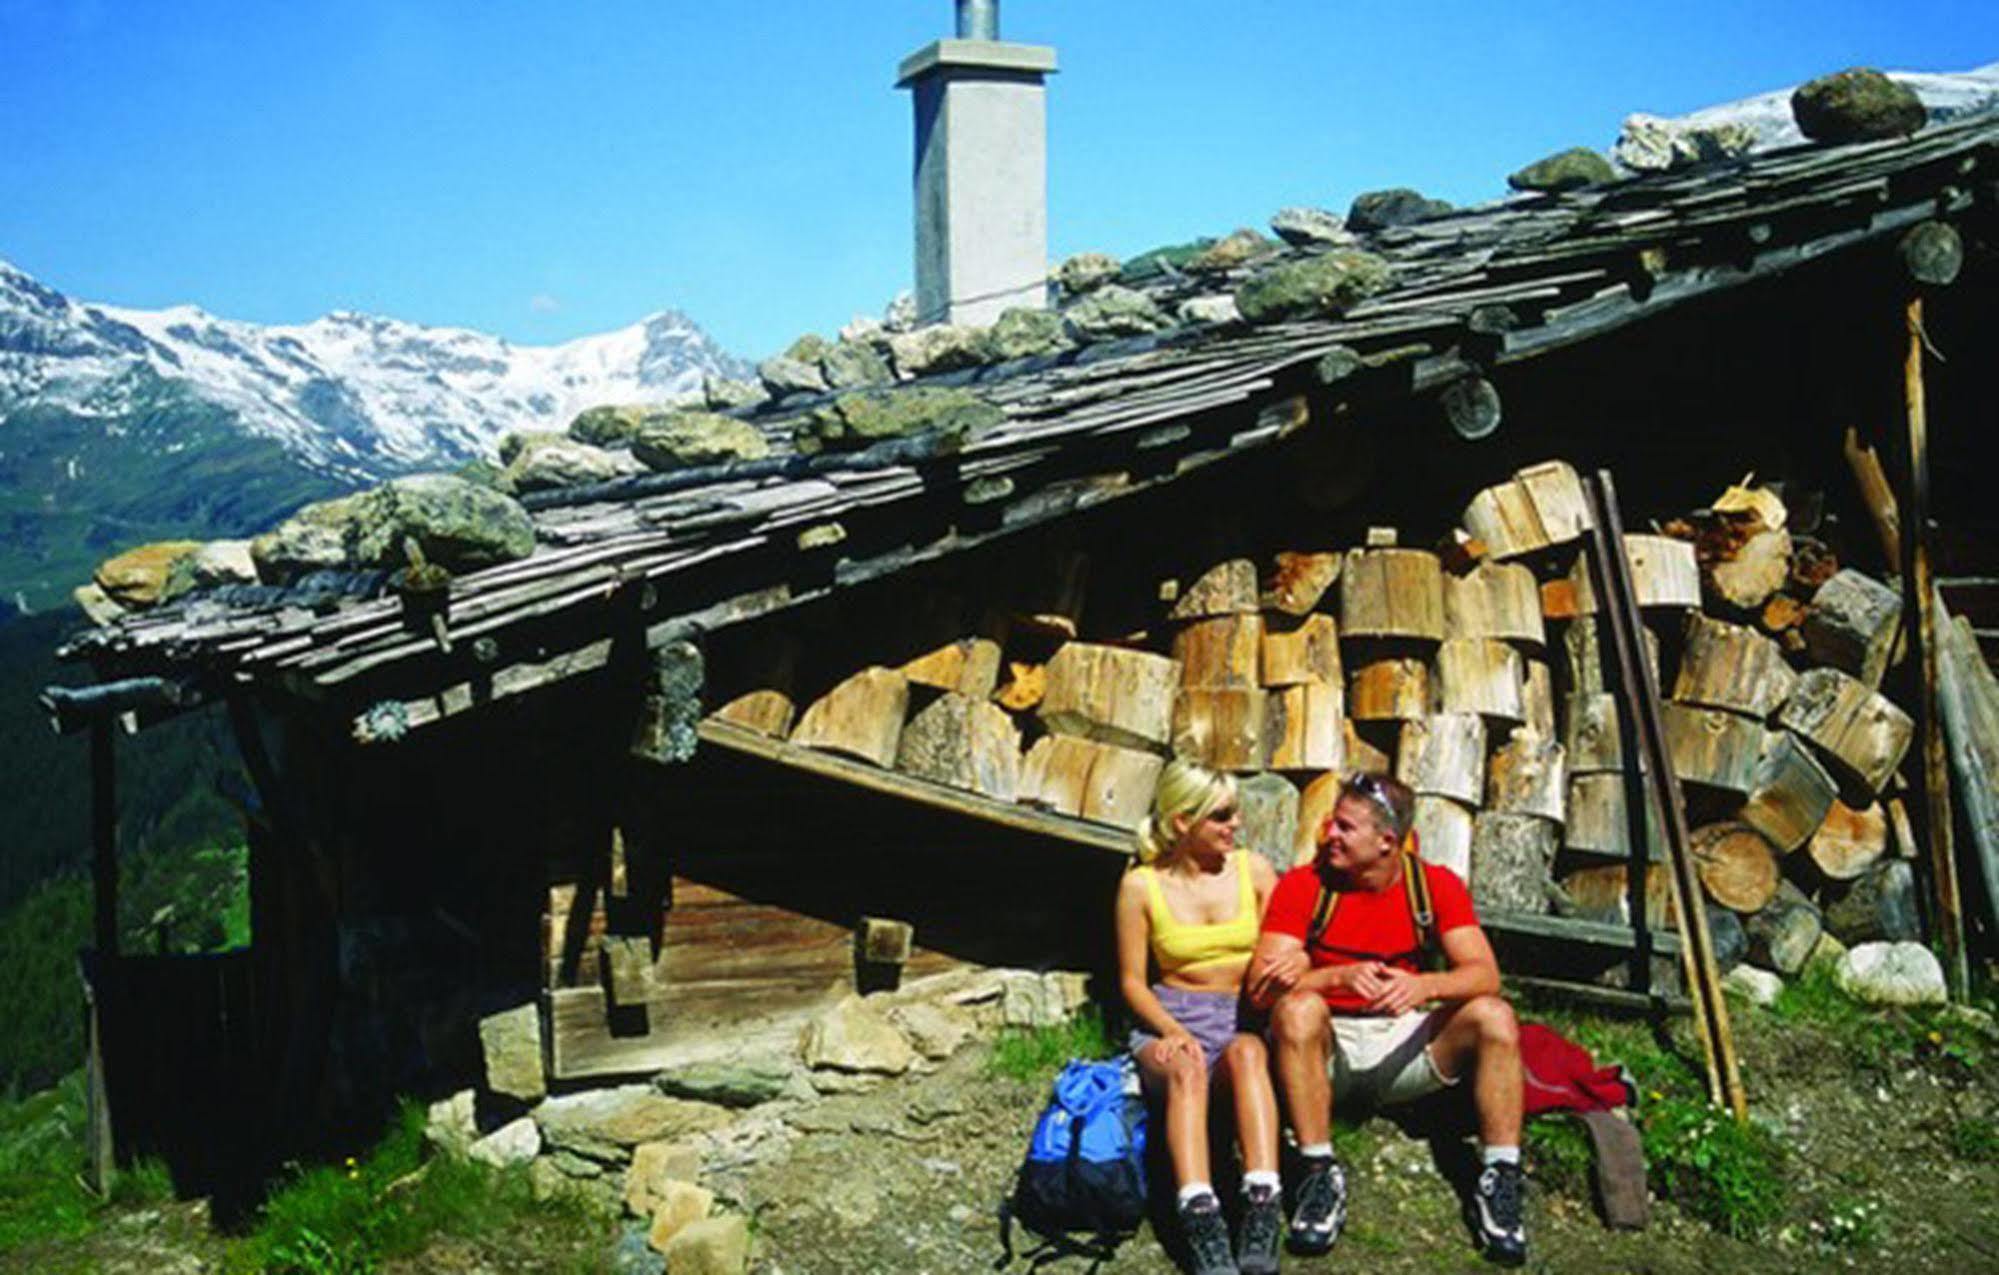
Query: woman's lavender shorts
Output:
[[1128, 984, 1259, 1070]]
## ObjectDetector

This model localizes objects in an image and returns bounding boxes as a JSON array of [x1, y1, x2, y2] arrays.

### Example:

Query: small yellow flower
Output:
[[1928, 1030, 1944, 1045], [1649, 1089, 1664, 1101]]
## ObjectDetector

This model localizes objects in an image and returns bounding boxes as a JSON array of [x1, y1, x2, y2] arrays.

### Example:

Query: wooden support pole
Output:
[[90, 720, 118, 956], [1901, 295, 1969, 1000], [1587, 471, 1747, 1121]]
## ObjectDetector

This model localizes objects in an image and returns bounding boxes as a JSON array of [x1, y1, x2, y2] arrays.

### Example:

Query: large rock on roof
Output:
[[885, 324, 993, 378], [703, 375, 769, 412], [820, 339, 893, 390], [1614, 113, 1758, 173], [250, 474, 537, 581], [94, 541, 201, 607], [569, 404, 651, 448], [803, 386, 1003, 453], [500, 433, 635, 493], [158, 540, 258, 603], [1053, 252, 1121, 295], [1269, 206, 1357, 248], [1063, 285, 1172, 340], [1188, 228, 1278, 274], [1347, 188, 1454, 232], [1793, 68, 1927, 142], [1234, 251, 1391, 323], [1508, 146, 1617, 192], [630, 411, 773, 471], [987, 307, 1073, 361]]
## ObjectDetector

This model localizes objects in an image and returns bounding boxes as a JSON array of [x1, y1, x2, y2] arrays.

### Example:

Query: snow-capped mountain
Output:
[[0, 258, 752, 613], [0, 258, 750, 482]]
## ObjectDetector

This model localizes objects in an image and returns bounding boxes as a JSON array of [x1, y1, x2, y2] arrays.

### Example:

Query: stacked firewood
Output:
[[706, 459, 1925, 976]]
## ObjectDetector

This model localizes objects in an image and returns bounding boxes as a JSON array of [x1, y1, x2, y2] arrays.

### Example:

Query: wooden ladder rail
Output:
[[1583, 469, 1749, 1121]]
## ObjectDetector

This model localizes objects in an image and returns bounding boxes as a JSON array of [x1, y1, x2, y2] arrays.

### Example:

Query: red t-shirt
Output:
[[1262, 859, 1479, 1014]]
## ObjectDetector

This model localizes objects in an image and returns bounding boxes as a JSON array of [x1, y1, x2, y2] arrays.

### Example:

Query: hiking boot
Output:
[[1285, 1156, 1347, 1255], [1237, 1182, 1282, 1274], [1177, 1193, 1239, 1275], [1472, 1161, 1527, 1266]]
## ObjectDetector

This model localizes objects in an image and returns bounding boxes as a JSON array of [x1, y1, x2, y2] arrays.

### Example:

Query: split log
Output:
[[1039, 643, 1180, 751], [1842, 427, 1901, 569], [1080, 743, 1169, 828], [707, 689, 796, 738], [1821, 859, 1920, 944], [1344, 720, 1392, 774], [1660, 703, 1766, 797], [1349, 658, 1431, 721], [894, 692, 1023, 800], [790, 667, 910, 767], [1267, 683, 1346, 771], [1260, 613, 1341, 687], [1294, 771, 1340, 865], [1440, 375, 1502, 440], [1806, 800, 1889, 881], [1413, 795, 1476, 880], [1777, 667, 1915, 794], [1172, 687, 1270, 771], [1745, 880, 1823, 974], [1673, 613, 1797, 718], [1688, 822, 1780, 914], [1939, 609, 1999, 922], [1522, 659, 1556, 737], [1020, 735, 1163, 827], [1486, 728, 1566, 823], [1555, 863, 1673, 927], [1563, 616, 1660, 698], [1434, 638, 1525, 723], [1468, 812, 1558, 915], [1541, 578, 1580, 622], [1564, 693, 1625, 774], [1261, 552, 1341, 616], [1565, 773, 1661, 859], [1442, 561, 1545, 646], [1168, 558, 1258, 621], [1020, 735, 1100, 816], [1462, 460, 1592, 560], [900, 637, 1003, 699], [1572, 535, 1701, 613], [1396, 713, 1487, 805], [1237, 772, 1302, 877], [993, 661, 1046, 712], [1706, 525, 1793, 613], [1339, 548, 1445, 641], [1802, 569, 1902, 690], [1761, 594, 1809, 637], [1887, 796, 1918, 861], [1738, 729, 1840, 852], [1900, 219, 1964, 286], [1173, 614, 1265, 688]]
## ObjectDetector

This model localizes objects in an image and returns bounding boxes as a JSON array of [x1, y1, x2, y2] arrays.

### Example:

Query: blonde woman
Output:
[[1115, 758, 1283, 1275]]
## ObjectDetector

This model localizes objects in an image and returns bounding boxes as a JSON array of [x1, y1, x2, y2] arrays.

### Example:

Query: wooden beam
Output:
[[1901, 295, 1969, 999], [693, 717, 1134, 855], [90, 721, 117, 956]]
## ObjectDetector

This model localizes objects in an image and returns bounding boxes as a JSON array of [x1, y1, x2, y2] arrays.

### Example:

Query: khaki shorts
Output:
[[1330, 1008, 1458, 1108]]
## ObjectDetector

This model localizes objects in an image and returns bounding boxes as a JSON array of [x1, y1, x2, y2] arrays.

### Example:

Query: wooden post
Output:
[[1901, 294, 1969, 999], [1586, 471, 1746, 1121], [90, 720, 118, 956]]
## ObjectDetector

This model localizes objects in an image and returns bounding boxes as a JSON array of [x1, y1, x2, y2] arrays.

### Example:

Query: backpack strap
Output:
[[1304, 875, 1340, 951], [1401, 850, 1443, 971]]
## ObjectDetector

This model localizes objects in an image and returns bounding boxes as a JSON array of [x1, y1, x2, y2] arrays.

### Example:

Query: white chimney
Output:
[[897, 1, 1057, 328]]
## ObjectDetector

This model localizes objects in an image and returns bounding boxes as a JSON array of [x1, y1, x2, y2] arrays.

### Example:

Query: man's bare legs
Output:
[[1424, 993, 1523, 1149]]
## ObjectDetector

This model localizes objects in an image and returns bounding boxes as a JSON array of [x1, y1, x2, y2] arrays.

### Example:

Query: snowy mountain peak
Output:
[[0, 260, 752, 482]]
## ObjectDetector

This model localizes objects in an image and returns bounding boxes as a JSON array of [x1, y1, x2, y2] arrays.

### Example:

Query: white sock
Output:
[[1482, 1144, 1521, 1167], [1298, 1142, 1334, 1160], [1243, 1169, 1281, 1193], [1178, 1182, 1217, 1207]]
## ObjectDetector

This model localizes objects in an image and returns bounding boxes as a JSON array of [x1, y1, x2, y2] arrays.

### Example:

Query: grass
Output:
[[229, 1101, 611, 1275], [0, 1072, 97, 1251], [987, 1006, 1116, 1084]]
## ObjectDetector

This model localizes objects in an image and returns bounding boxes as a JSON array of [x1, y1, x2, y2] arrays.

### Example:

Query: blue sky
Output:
[[2, 2, 1994, 359]]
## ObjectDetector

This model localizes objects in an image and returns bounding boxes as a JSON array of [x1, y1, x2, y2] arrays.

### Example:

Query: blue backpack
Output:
[[999, 1057, 1149, 1265]]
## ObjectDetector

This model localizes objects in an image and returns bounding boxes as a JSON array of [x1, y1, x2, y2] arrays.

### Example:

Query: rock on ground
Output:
[[424, 1089, 477, 1156], [533, 1086, 731, 1162], [661, 1215, 749, 1275], [1835, 941, 1947, 1006], [626, 1140, 703, 1216], [479, 1003, 546, 1103], [646, 1180, 714, 1253], [801, 995, 916, 1075], [654, 1059, 796, 1108], [1722, 964, 1784, 1006], [467, 1116, 541, 1168]]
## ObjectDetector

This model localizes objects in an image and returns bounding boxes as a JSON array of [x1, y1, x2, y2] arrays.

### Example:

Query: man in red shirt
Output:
[[1248, 771, 1526, 1266]]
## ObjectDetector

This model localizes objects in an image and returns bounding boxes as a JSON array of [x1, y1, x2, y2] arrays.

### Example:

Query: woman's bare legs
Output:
[[1136, 1038, 1212, 1188], [1213, 1032, 1280, 1174]]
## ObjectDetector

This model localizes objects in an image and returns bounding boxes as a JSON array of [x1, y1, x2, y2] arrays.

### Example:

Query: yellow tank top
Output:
[[1139, 851, 1259, 976]]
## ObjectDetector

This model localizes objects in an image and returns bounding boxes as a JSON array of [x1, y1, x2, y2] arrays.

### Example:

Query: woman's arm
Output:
[[1116, 871, 1195, 1041]]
